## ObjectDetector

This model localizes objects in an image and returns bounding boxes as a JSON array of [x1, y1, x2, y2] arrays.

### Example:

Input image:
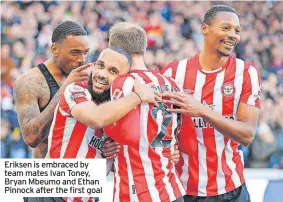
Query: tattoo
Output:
[[14, 72, 61, 146], [32, 126, 39, 135]]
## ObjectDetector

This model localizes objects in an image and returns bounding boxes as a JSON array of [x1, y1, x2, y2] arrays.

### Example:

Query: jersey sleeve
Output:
[[103, 75, 140, 146], [239, 64, 261, 108], [160, 60, 179, 79], [59, 81, 92, 116]]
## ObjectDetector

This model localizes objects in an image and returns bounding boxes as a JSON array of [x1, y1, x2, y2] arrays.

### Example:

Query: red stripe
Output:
[[176, 56, 199, 195], [161, 60, 179, 78], [117, 151, 130, 202], [221, 57, 237, 192], [221, 137, 235, 192], [111, 75, 134, 97], [85, 146, 97, 158], [175, 153, 184, 178], [128, 146, 152, 201], [163, 149, 183, 199], [231, 140, 245, 184], [148, 148, 170, 201], [63, 122, 87, 158], [201, 74, 218, 195], [50, 106, 67, 158]]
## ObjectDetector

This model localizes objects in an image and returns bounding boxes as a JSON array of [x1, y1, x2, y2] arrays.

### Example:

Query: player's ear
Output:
[[201, 23, 209, 36], [51, 43, 59, 57]]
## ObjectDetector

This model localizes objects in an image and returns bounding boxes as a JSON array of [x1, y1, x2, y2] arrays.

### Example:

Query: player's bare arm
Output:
[[71, 80, 160, 129], [162, 92, 259, 146], [14, 64, 90, 148], [14, 72, 61, 148]]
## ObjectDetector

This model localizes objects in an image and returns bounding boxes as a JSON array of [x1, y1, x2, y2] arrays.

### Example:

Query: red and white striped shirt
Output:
[[46, 81, 103, 202], [104, 70, 186, 202], [161, 54, 261, 196]]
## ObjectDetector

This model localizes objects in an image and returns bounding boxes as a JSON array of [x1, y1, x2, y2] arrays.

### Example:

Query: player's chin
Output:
[[93, 86, 109, 94], [217, 48, 232, 57]]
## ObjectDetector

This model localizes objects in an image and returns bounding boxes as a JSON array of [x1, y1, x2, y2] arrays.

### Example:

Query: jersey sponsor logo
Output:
[[88, 135, 103, 151], [221, 83, 236, 97], [70, 92, 87, 100], [193, 115, 234, 128]]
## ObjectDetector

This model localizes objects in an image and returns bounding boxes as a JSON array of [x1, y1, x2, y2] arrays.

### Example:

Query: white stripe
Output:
[[171, 158, 186, 196], [76, 127, 95, 158], [113, 156, 120, 202], [180, 152, 189, 191], [193, 70, 207, 196], [212, 70, 226, 195], [247, 66, 260, 106], [233, 59, 245, 117], [225, 140, 241, 188], [122, 76, 135, 96], [132, 73, 160, 202], [163, 67, 173, 78], [143, 71, 160, 87], [82, 198, 89, 202], [124, 146, 139, 202], [175, 58, 188, 87], [46, 104, 59, 158], [155, 147, 176, 201], [60, 117, 77, 158]]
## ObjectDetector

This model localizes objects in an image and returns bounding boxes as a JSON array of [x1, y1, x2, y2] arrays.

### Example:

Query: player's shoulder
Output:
[[234, 56, 260, 72], [14, 67, 46, 93], [113, 74, 136, 86], [161, 55, 196, 75]]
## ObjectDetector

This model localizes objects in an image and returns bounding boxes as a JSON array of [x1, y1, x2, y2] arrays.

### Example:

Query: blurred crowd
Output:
[[1, 1, 283, 168]]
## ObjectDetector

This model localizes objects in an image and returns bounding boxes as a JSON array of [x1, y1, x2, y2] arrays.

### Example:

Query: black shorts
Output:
[[23, 197, 65, 202], [183, 184, 250, 202]]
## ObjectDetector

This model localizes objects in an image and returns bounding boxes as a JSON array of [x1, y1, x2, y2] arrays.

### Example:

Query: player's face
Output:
[[202, 12, 241, 57], [89, 49, 130, 104], [55, 35, 90, 75]]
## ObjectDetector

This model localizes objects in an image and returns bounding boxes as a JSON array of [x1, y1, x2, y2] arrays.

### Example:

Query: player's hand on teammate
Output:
[[162, 92, 205, 117], [101, 137, 121, 160], [171, 145, 180, 164], [134, 81, 162, 107], [60, 63, 92, 93]]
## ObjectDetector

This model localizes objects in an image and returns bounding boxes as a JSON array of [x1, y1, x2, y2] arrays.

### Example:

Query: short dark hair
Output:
[[108, 46, 132, 67], [203, 5, 237, 25], [52, 21, 87, 43]]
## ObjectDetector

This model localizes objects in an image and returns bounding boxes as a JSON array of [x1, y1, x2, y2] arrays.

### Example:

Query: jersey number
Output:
[[151, 103, 181, 148]]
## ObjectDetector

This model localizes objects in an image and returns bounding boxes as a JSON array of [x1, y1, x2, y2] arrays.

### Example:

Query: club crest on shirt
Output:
[[221, 83, 235, 97]]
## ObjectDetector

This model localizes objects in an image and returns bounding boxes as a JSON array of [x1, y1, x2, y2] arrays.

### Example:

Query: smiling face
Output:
[[88, 48, 130, 104], [202, 12, 241, 57]]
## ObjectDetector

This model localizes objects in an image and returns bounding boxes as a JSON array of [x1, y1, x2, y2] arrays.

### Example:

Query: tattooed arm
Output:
[[14, 73, 62, 148]]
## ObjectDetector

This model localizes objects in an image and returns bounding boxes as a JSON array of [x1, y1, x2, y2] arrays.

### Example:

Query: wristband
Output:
[[134, 92, 142, 103]]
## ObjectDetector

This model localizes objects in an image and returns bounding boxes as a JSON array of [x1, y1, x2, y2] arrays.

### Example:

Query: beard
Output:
[[88, 73, 111, 104]]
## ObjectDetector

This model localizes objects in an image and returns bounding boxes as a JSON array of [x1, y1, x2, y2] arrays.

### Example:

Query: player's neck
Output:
[[44, 57, 65, 83], [130, 54, 148, 71], [199, 49, 228, 71]]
